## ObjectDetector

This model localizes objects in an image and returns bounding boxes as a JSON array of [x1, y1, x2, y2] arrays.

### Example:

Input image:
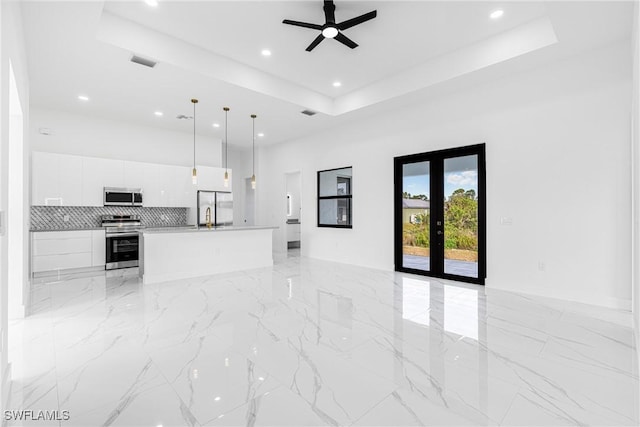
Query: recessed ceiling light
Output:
[[145, 0, 158, 7], [212, 123, 220, 128], [261, 49, 272, 57], [214, 396, 221, 402], [154, 111, 163, 116], [77, 95, 89, 101], [257, 133, 265, 137], [333, 81, 342, 87], [490, 9, 504, 19]]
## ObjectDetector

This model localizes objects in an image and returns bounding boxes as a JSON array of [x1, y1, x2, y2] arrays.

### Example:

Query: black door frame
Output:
[[394, 143, 486, 285]]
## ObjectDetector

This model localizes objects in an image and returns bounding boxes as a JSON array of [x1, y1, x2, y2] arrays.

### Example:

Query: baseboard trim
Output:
[[485, 283, 632, 311]]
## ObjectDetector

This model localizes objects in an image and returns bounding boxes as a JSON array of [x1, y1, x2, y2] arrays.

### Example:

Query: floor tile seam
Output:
[[559, 311, 636, 332], [139, 353, 208, 427], [448, 344, 638, 397], [345, 387, 398, 426], [454, 335, 636, 381], [538, 337, 639, 380], [197, 380, 291, 426], [143, 337, 280, 425], [486, 356, 639, 422], [496, 384, 522, 426]]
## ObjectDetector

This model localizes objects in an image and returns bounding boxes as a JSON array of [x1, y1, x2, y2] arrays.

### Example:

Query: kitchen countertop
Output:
[[30, 227, 104, 232], [30, 224, 194, 232], [142, 225, 278, 234]]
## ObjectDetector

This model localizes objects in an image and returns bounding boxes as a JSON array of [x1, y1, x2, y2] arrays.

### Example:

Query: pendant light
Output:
[[223, 107, 230, 187], [251, 114, 257, 189], [191, 98, 198, 185]]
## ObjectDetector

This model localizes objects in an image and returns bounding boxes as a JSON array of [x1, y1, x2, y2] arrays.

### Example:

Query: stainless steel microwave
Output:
[[104, 187, 143, 207]]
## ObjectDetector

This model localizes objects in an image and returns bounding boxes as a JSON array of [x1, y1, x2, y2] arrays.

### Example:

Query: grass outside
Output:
[[403, 245, 478, 262]]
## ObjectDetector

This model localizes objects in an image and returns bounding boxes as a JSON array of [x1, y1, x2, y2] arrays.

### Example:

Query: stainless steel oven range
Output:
[[101, 214, 142, 270]]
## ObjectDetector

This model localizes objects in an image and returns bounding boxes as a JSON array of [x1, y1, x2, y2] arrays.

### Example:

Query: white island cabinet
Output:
[[140, 226, 276, 284]]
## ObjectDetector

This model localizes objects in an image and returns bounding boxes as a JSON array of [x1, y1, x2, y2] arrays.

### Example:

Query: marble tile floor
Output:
[[6, 255, 639, 427]]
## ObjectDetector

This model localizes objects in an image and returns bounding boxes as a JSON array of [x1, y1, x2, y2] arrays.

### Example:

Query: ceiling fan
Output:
[[282, 0, 377, 52]]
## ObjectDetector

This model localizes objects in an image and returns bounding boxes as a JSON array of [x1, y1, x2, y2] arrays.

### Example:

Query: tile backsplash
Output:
[[31, 206, 188, 231]]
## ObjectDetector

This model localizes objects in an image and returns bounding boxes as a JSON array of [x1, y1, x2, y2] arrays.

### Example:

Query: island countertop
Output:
[[141, 225, 278, 234]]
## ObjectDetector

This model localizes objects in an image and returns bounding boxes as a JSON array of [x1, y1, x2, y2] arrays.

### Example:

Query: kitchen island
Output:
[[139, 225, 277, 284]]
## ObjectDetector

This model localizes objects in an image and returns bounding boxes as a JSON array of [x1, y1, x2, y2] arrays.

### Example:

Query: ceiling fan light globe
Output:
[[322, 26, 339, 38]]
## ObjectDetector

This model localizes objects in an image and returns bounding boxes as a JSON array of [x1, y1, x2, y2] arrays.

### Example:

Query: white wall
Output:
[[258, 40, 632, 310], [227, 146, 252, 226], [30, 107, 222, 168], [1, 0, 30, 408], [631, 0, 640, 367]]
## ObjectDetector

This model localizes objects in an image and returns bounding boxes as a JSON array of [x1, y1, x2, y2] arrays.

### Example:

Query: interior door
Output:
[[394, 144, 486, 285]]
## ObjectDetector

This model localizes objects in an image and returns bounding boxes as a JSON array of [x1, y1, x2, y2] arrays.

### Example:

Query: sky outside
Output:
[[403, 170, 478, 199]]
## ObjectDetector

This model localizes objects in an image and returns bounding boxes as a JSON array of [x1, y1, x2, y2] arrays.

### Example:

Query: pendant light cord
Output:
[[252, 115, 256, 175], [224, 107, 229, 172], [191, 98, 198, 174], [193, 101, 196, 168]]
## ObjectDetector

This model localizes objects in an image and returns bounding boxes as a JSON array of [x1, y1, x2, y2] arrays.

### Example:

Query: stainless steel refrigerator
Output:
[[197, 191, 233, 227]]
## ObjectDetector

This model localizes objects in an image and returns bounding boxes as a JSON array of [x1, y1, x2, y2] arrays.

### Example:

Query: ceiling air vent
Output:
[[301, 109, 317, 116], [130, 55, 157, 68], [176, 115, 193, 120]]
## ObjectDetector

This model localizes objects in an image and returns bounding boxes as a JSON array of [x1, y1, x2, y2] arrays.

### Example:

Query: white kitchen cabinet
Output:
[[32, 230, 95, 273], [91, 229, 106, 267], [286, 223, 301, 242], [32, 152, 82, 206], [32, 152, 59, 205], [32, 151, 230, 209], [141, 163, 161, 207], [58, 155, 83, 206], [81, 157, 124, 206], [174, 165, 194, 207], [156, 164, 174, 207], [123, 161, 145, 189]]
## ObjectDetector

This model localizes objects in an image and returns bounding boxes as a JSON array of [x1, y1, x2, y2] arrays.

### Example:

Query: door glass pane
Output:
[[443, 155, 479, 278], [402, 161, 430, 271]]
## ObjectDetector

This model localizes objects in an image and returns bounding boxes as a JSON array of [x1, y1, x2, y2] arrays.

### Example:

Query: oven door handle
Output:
[[106, 232, 139, 238]]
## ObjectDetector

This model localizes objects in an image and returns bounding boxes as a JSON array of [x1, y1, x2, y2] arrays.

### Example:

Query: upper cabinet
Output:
[[32, 152, 82, 206], [32, 152, 227, 208], [81, 157, 124, 206], [123, 161, 145, 189]]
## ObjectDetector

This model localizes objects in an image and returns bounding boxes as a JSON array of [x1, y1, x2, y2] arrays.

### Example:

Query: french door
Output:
[[394, 144, 486, 285]]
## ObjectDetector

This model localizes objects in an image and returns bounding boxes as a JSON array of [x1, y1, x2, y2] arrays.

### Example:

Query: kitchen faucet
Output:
[[205, 207, 213, 229]]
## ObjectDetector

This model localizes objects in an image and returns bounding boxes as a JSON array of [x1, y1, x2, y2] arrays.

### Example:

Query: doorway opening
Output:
[[285, 172, 301, 253], [394, 144, 486, 285]]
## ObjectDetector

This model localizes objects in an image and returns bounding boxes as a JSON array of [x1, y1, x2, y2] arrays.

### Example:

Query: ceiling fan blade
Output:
[[282, 19, 323, 30], [323, 0, 336, 24], [334, 32, 358, 49], [337, 10, 377, 31], [306, 34, 326, 52]]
